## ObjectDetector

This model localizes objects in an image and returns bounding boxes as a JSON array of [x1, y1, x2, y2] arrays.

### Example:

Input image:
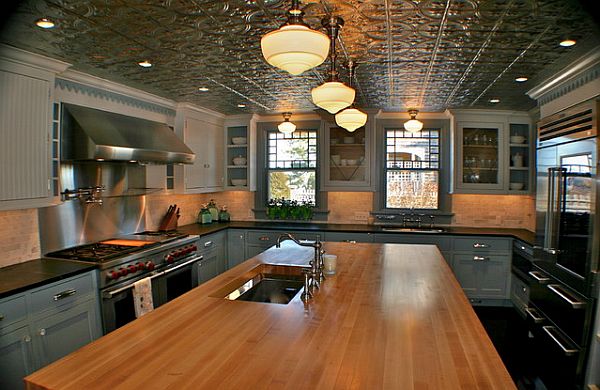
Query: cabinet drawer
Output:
[[198, 232, 225, 251], [453, 237, 510, 252], [372, 234, 451, 251], [510, 274, 529, 315], [0, 294, 27, 329], [247, 230, 322, 247], [30, 273, 94, 314]]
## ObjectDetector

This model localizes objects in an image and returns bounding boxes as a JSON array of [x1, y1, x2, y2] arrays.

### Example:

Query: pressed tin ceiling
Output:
[[1, 0, 599, 115]]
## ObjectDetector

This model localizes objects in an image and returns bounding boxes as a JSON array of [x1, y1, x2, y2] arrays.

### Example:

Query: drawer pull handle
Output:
[[473, 256, 489, 261], [23, 335, 31, 343], [542, 326, 579, 356], [547, 284, 586, 309], [259, 236, 270, 241], [528, 270, 550, 284], [204, 241, 213, 247], [39, 328, 46, 336], [525, 307, 545, 323], [473, 243, 489, 248], [53, 288, 76, 301]]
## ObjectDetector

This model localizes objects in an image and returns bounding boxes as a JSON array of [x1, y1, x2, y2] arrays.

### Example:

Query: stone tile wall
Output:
[[0, 209, 41, 267], [451, 194, 535, 231]]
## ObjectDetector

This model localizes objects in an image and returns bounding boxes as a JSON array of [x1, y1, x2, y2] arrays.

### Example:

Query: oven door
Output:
[[153, 255, 202, 307]]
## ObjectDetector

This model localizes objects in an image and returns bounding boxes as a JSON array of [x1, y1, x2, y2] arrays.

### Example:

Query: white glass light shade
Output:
[[311, 82, 355, 114], [335, 108, 367, 132], [278, 120, 296, 134], [261, 25, 330, 76], [404, 119, 423, 133]]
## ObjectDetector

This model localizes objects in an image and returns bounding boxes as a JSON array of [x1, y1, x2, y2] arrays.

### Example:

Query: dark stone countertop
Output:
[[0, 259, 97, 299], [1, 221, 534, 300], [178, 221, 536, 245]]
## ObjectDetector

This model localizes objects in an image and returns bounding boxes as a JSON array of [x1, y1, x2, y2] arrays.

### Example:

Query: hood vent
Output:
[[538, 99, 598, 147], [61, 104, 195, 164]]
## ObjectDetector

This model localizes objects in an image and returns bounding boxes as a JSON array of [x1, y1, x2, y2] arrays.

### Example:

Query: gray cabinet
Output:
[[0, 325, 33, 390], [224, 115, 257, 191], [323, 232, 373, 243], [227, 229, 247, 269], [197, 231, 227, 285], [246, 230, 322, 259], [451, 236, 511, 304], [0, 270, 101, 389]]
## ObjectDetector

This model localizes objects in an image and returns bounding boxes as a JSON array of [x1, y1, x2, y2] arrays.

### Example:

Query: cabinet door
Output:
[[246, 245, 266, 259], [227, 229, 246, 269], [203, 120, 224, 190], [456, 122, 505, 191], [477, 255, 510, 298], [183, 117, 224, 192], [451, 254, 480, 298], [31, 300, 100, 369], [197, 250, 220, 285], [0, 69, 52, 206], [0, 325, 33, 390]]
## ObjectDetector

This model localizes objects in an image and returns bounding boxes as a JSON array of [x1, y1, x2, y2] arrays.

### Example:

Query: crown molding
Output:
[[0, 44, 71, 73], [175, 102, 225, 119], [527, 46, 600, 101]]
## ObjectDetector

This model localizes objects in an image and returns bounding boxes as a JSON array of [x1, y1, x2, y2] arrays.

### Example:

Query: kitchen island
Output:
[[25, 241, 515, 389]]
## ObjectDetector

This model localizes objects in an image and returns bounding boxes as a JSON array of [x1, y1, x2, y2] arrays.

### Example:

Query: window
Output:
[[384, 128, 440, 209], [267, 129, 317, 204]]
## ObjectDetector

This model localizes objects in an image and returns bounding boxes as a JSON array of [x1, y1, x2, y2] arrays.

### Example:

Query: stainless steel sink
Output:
[[380, 227, 446, 233], [223, 264, 305, 304]]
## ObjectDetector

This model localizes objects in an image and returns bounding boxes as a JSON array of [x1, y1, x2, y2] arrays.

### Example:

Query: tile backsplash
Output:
[[0, 208, 41, 267], [451, 194, 535, 231]]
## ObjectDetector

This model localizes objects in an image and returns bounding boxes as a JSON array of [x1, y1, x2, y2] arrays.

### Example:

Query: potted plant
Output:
[[267, 198, 314, 221]]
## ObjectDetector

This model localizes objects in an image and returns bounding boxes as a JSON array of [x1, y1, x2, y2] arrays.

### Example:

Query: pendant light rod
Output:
[[322, 16, 344, 82], [285, 0, 307, 26], [346, 59, 356, 88]]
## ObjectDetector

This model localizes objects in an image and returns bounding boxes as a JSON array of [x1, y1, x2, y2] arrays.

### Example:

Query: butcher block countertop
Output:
[[25, 242, 515, 390]]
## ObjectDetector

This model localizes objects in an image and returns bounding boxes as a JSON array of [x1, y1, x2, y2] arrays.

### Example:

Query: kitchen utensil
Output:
[[232, 156, 247, 166], [330, 138, 338, 145], [509, 182, 524, 190], [343, 136, 355, 144], [231, 179, 247, 186], [346, 159, 357, 166], [512, 153, 523, 167], [323, 254, 337, 275], [510, 135, 526, 144], [331, 155, 341, 165]]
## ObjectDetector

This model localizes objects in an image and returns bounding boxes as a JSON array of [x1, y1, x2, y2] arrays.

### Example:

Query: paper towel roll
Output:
[[133, 277, 154, 318]]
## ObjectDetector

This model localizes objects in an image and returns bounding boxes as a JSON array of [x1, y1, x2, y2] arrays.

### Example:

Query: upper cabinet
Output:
[[224, 114, 257, 191], [452, 110, 533, 194], [0, 46, 70, 211], [174, 104, 225, 194], [322, 119, 374, 191]]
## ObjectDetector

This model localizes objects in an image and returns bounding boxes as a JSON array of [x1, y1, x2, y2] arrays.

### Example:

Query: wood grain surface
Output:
[[25, 241, 515, 389]]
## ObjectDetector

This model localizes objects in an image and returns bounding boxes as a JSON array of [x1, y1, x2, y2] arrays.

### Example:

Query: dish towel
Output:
[[133, 277, 154, 318]]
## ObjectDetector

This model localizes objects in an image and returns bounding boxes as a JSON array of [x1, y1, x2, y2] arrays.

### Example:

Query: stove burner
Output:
[[46, 242, 155, 262]]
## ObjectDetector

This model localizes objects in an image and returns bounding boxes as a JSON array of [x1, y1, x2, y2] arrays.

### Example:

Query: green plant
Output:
[[267, 198, 314, 221]]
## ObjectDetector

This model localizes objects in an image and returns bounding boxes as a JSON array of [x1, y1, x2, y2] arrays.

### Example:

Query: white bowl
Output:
[[509, 182, 524, 190], [231, 179, 247, 186], [343, 136, 355, 144], [232, 156, 247, 166], [510, 136, 525, 144], [231, 137, 247, 145], [346, 159, 357, 166], [330, 138, 339, 145]]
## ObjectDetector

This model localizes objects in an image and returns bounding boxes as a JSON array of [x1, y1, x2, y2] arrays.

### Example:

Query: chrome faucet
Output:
[[276, 233, 324, 299]]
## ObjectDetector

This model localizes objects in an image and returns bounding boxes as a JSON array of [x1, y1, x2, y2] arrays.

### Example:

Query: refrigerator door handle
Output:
[[544, 168, 557, 251]]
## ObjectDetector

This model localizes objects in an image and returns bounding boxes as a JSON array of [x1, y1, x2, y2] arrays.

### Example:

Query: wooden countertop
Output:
[[25, 242, 515, 389]]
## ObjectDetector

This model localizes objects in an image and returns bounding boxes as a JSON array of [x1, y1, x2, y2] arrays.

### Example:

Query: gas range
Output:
[[46, 232, 200, 289]]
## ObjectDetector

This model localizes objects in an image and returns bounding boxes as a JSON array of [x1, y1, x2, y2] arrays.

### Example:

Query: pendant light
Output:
[[335, 60, 367, 132], [260, 0, 330, 76], [311, 16, 355, 114], [404, 110, 423, 133], [278, 112, 296, 134]]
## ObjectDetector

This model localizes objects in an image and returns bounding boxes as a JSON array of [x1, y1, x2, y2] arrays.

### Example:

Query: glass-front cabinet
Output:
[[508, 123, 532, 193], [323, 122, 372, 190], [456, 122, 505, 191], [224, 115, 257, 191]]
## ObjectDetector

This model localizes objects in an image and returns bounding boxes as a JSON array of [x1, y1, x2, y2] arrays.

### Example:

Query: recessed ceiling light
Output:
[[515, 77, 528, 82], [560, 39, 576, 47], [35, 18, 55, 29], [237, 104, 246, 108], [489, 98, 500, 103], [138, 60, 152, 68], [198, 87, 209, 92]]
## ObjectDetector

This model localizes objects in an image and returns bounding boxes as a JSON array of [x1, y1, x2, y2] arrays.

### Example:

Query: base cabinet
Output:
[[227, 229, 247, 269], [0, 270, 101, 389], [197, 231, 227, 285]]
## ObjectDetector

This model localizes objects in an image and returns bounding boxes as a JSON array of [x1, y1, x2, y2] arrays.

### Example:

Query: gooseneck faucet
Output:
[[276, 233, 324, 300]]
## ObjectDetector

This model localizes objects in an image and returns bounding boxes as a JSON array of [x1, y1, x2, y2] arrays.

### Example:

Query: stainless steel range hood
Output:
[[62, 104, 195, 164]]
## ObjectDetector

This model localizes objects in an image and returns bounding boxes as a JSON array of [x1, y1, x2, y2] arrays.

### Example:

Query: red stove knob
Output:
[[174, 250, 183, 257], [136, 262, 145, 271], [145, 261, 155, 270], [109, 271, 120, 280], [128, 265, 137, 274], [191, 244, 197, 252], [118, 267, 128, 277], [183, 246, 192, 254], [165, 254, 175, 263]]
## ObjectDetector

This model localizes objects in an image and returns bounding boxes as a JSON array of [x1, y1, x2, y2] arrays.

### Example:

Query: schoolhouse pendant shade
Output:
[[311, 81, 355, 114], [403, 110, 423, 133], [261, 25, 330, 76], [278, 112, 296, 134], [335, 107, 367, 132]]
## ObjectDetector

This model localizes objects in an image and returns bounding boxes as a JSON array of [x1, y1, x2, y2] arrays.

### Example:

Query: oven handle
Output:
[[542, 326, 579, 356], [103, 255, 203, 298], [525, 307, 545, 324], [528, 270, 550, 284], [547, 284, 586, 309]]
